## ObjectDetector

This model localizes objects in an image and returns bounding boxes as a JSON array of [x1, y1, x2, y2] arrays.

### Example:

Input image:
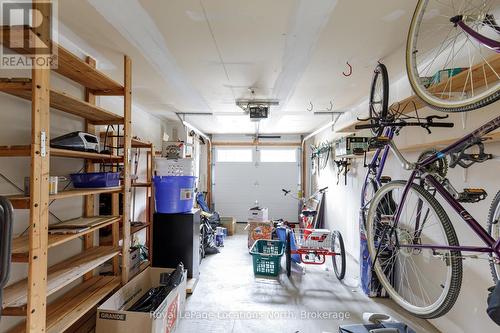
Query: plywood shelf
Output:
[[51, 148, 123, 161], [0, 79, 124, 125], [7, 275, 120, 333], [0, 145, 123, 162], [2, 246, 120, 308], [349, 131, 500, 159], [100, 222, 150, 246], [131, 222, 150, 234], [55, 45, 124, 95], [131, 182, 151, 188], [0, 26, 124, 96], [11, 216, 121, 262], [337, 54, 500, 133], [7, 186, 124, 209], [132, 138, 153, 148], [399, 130, 500, 153]]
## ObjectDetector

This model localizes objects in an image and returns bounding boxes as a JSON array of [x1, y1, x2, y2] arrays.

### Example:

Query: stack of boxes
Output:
[[247, 207, 273, 248]]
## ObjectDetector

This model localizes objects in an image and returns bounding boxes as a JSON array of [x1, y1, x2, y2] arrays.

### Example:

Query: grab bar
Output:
[[0, 196, 13, 319]]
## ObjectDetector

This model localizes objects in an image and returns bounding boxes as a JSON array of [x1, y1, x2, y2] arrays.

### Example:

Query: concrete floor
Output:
[[177, 225, 441, 333]]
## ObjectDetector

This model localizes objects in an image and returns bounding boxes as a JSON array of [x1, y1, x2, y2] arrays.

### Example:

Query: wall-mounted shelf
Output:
[[7, 187, 124, 209], [399, 130, 500, 153], [337, 54, 500, 133], [6, 275, 120, 333], [2, 246, 120, 308], [11, 216, 120, 262], [0, 145, 123, 162], [348, 131, 500, 159], [0, 79, 124, 125]]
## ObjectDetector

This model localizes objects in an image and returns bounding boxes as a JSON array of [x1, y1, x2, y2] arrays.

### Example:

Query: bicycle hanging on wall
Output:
[[359, 0, 500, 319]]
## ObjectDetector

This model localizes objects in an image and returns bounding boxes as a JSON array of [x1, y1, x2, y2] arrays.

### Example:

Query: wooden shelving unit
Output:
[[0, 7, 133, 332], [337, 54, 500, 133]]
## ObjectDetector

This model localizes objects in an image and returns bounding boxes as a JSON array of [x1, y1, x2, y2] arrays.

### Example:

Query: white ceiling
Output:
[[58, 0, 418, 134]]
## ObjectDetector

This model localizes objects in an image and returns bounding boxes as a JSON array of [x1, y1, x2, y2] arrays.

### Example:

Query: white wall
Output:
[[0, 67, 165, 332], [309, 51, 500, 332]]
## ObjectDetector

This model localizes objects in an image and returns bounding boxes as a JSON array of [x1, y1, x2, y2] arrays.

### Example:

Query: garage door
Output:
[[213, 147, 301, 222]]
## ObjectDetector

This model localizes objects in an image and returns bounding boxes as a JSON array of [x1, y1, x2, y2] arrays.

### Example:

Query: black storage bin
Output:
[[152, 209, 200, 279]]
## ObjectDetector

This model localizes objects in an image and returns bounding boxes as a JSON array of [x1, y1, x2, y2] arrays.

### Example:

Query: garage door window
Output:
[[259, 149, 297, 163], [216, 149, 253, 162]]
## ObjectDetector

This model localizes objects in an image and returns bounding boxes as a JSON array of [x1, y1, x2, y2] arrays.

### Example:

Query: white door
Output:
[[213, 147, 300, 222]]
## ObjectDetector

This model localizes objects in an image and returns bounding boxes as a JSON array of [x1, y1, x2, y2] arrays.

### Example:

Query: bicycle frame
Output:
[[390, 114, 500, 257], [361, 127, 395, 210]]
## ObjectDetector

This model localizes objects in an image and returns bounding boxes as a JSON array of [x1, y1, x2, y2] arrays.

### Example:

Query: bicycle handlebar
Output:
[[355, 114, 454, 132]]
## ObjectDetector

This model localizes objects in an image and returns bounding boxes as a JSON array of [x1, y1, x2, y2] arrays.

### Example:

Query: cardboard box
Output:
[[247, 221, 273, 248], [220, 216, 236, 236], [247, 207, 268, 222], [96, 267, 187, 333]]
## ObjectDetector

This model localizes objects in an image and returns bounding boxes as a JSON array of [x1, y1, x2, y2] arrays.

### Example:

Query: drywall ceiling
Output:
[[57, 0, 417, 134]]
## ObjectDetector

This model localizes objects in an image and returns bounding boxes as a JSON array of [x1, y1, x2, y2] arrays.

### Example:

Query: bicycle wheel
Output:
[[369, 63, 389, 136], [366, 180, 462, 318], [406, 0, 500, 112], [361, 177, 378, 229], [331, 230, 346, 280], [488, 191, 500, 283], [286, 229, 292, 277]]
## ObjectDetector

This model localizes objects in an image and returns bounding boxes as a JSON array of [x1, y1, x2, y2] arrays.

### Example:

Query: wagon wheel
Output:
[[286, 229, 292, 277], [331, 230, 346, 280]]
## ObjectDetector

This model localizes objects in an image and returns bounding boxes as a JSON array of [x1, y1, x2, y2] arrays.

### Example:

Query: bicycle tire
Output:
[[366, 180, 462, 318], [332, 230, 346, 280], [488, 191, 500, 283], [406, 0, 500, 113], [369, 63, 389, 136]]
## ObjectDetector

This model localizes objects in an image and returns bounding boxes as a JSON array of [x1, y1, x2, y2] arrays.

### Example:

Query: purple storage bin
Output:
[[70, 172, 120, 188]]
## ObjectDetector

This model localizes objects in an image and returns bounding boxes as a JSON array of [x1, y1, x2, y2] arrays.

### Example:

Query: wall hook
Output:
[[307, 101, 313, 112], [327, 100, 334, 112], [342, 61, 352, 77]]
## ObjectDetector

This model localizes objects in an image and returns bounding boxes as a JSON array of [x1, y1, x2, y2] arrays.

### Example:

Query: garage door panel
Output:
[[213, 148, 299, 222]]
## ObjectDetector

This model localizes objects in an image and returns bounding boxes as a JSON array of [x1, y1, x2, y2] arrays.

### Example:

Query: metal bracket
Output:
[[40, 131, 47, 157]]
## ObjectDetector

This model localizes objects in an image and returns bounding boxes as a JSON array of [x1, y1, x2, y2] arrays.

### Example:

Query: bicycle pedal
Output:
[[457, 188, 487, 203], [369, 136, 390, 149], [380, 176, 392, 184]]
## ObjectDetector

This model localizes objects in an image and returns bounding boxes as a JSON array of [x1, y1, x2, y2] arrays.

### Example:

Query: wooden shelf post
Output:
[[121, 55, 132, 284], [26, 1, 51, 331], [83, 56, 97, 281]]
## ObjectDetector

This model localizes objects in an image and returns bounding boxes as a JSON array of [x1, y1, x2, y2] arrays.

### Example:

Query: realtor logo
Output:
[[0, 0, 58, 69]]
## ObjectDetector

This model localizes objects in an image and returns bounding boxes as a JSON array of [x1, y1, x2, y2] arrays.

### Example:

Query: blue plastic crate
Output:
[[70, 172, 120, 188]]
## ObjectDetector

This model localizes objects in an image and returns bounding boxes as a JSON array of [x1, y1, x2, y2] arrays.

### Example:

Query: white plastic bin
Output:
[[154, 157, 194, 176]]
